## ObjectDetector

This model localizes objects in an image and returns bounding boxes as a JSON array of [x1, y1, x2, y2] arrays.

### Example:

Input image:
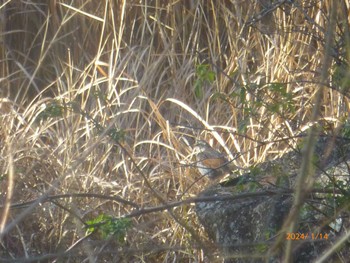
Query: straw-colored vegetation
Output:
[[0, 0, 349, 262]]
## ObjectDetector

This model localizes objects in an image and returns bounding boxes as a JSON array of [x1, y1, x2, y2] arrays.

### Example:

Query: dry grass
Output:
[[0, 0, 349, 262]]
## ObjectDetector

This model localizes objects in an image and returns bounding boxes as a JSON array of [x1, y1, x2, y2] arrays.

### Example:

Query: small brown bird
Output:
[[193, 140, 232, 179]]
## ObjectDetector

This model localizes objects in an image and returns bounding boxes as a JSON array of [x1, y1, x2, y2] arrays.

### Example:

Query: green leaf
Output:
[[193, 64, 216, 98], [194, 80, 203, 99], [109, 128, 125, 142], [37, 101, 65, 120], [341, 121, 350, 138], [86, 215, 132, 242], [239, 87, 246, 104]]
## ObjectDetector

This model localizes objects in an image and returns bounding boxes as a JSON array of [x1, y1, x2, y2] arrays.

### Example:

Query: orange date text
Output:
[[286, 232, 329, 240]]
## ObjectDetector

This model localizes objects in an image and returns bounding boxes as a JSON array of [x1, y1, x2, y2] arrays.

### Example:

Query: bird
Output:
[[193, 140, 233, 180]]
